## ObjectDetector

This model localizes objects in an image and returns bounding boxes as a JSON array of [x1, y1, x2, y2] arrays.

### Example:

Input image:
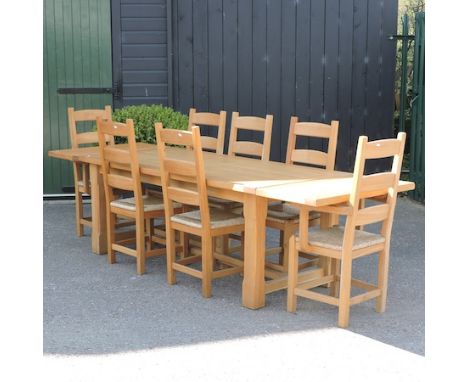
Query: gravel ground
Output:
[[43, 196, 424, 378]]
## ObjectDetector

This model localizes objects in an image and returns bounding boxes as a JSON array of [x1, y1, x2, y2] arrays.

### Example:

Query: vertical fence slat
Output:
[[409, 12, 425, 202], [193, 0, 209, 112], [266, 0, 282, 161], [336, 0, 354, 171], [208, 0, 224, 115]]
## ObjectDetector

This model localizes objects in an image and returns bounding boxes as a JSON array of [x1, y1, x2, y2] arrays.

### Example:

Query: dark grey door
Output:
[[111, 0, 171, 109]]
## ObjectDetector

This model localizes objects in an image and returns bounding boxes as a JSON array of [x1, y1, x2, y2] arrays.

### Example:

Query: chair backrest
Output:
[[188, 108, 227, 155], [68, 106, 113, 148], [156, 123, 211, 230], [347, 132, 407, 241], [97, 117, 144, 213], [285, 117, 339, 170], [227, 112, 273, 161]]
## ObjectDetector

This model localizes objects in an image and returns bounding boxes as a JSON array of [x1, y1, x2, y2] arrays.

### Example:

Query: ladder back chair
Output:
[[188, 108, 234, 210], [67, 106, 113, 236], [228, 112, 273, 161], [156, 123, 245, 298], [97, 117, 174, 275], [188, 108, 227, 155], [266, 117, 339, 273], [224, 112, 274, 254], [287, 132, 406, 328]]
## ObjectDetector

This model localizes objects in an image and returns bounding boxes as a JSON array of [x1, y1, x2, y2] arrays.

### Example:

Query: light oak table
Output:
[[49, 143, 415, 309]]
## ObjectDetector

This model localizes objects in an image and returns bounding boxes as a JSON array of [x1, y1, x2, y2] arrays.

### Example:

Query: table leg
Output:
[[242, 194, 267, 309], [89, 164, 107, 254]]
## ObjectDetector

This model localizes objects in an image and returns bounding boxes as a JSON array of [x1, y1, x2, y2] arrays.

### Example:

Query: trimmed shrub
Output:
[[112, 104, 188, 143]]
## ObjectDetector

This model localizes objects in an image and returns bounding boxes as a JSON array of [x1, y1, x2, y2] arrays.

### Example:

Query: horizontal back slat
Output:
[[355, 204, 390, 226], [364, 139, 401, 160], [158, 128, 194, 147], [164, 158, 197, 177], [235, 116, 268, 131], [76, 131, 99, 145], [191, 112, 221, 126], [107, 173, 134, 191], [73, 107, 111, 122], [360, 172, 396, 193], [76, 132, 112, 145], [200, 136, 218, 151], [291, 149, 328, 167], [232, 141, 263, 158], [99, 120, 132, 137], [103, 146, 132, 165], [167, 186, 200, 206], [294, 122, 334, 138]]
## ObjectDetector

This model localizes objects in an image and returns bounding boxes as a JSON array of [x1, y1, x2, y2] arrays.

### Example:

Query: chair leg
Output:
[[145, 218, 153, 252], [278, 229, 285, 265], [240, 231, 245, 259], [166, 228, 177, 284], [330, 259, 341, 297], [237, 233, 244, 260], [337, 256, 353, 328], [136, 217, 146, 275], [222, 235, 230, 255], [375, 248, 390, 313], [75, 191, 84, 237], [178, 231, 189, 258], [183, 232, 190, 258], [201, 234, 213, 298], [107, 211, 116, 264], [281, 224, 295, 273], [287, 235, 299, 313]]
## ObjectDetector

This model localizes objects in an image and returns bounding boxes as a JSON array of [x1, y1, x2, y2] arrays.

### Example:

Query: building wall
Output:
[[171, 0, 398, 170], [112, 0, 171, 108]]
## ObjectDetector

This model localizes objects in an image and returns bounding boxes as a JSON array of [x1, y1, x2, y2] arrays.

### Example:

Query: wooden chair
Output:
[[188, 108, 226, 154], [265, 117, 339, 272], [97, 117, 175, 275], [188, 108, 232, 209], [155, 123, 244, 298], [287, 132, 406, 328], [67, 106, 113, 236], [228, 112, 273, 161], [224, 112, 274, 253]]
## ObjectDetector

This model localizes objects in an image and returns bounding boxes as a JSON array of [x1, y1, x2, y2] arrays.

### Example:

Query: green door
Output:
[[43, 0, 113, 195]]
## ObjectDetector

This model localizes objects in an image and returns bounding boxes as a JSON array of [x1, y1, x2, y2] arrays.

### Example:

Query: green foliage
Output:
[[393, 0, 425, 139], [112, 104, 188, 143]]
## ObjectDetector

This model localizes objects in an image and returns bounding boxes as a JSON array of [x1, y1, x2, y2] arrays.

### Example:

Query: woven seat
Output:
[[267, 203, 320, 222], [171, 209, 244, 229], [308, 226, 385, 251], [208, 196, 243, 210], [110, 195, 167, 212]]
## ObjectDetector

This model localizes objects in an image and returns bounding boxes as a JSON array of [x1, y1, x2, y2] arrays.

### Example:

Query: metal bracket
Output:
[[57, 87, 115, 95], [388, 34, 415, 41]]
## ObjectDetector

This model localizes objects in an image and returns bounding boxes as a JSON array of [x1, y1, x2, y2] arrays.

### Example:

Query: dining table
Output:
[[48, 143, 415, 309]]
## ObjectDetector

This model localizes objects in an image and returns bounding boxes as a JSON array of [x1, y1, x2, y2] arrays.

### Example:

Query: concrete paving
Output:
[[43, 197, 424, 378]]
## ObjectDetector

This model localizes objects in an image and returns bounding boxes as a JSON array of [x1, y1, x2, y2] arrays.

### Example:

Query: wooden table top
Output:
[[48, 143, 415, 205]]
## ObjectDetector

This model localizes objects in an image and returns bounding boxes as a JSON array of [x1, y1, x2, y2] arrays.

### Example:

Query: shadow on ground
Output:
[[43, 197, 424, 356]]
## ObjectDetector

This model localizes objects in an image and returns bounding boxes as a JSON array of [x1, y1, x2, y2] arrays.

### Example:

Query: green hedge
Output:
[[112, 104, 188, 143]]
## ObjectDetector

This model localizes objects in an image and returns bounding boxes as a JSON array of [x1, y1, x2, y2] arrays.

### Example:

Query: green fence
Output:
[[409, 12, 425, 202], [395, 12, 425, 203]]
